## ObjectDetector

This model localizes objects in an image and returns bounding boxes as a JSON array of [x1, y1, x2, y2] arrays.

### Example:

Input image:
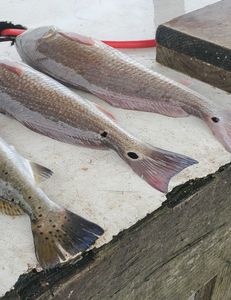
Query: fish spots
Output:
[[127, 152, 139, 159], [38, 214, 43, 218], [211, 117, 220, 123], [2, 170, 8, 176], [28, 196, 32, 200], [100, 131, 108, 138]]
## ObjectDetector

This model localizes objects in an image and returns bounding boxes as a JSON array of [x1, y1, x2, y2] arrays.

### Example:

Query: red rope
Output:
[[0, 28, 156, 49]]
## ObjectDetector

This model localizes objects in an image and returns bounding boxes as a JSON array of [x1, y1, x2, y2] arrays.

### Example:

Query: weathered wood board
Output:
[[3, 163, 231, 300], [156, 0, 231, 93]]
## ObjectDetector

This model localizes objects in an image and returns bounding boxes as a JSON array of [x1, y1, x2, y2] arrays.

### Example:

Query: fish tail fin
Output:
[[120, 143, 197, 193], [31, 208, 104, 269], [205, 108, 231, 152]]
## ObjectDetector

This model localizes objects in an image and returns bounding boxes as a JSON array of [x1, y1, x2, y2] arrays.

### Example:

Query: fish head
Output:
[[15, 26, 57, 64]]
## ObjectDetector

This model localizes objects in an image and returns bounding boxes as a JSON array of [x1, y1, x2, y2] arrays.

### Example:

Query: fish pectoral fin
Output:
[[29, 161, 53, 183], [58, 31, 94, 46], [0, 199, 24, 216]]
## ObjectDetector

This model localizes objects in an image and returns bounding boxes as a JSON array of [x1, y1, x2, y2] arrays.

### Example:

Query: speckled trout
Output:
[[15, 26, 231, 153], [0, 137, 103, 269], [0, 59, 197, 193]]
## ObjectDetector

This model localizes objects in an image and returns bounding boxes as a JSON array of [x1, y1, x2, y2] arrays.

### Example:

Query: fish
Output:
[[0, 137, 104, 269], [0, 59, 197, 193], [15, 25, 231, 153]]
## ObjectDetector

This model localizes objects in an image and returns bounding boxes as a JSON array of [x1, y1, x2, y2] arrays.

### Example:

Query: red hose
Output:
[[102, 39, 156, 48], [1, 28, 25, 36], [0, 28, 156, 49]]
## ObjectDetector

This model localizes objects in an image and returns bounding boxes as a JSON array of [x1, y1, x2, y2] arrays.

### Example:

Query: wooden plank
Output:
[[194, 277, 216, 300], [211, 265, 231, 300], [156, 0, 231, 93], [3, 163, 231, 300], [156, 45, 231, 93]]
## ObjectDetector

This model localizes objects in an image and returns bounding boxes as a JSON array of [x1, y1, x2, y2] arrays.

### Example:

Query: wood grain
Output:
[[156, 0, 231, 93], [156, 45, 231, 93], [194, 277, 216, 300], [3, 163, 231, 300], [211, 265, 231, 300]]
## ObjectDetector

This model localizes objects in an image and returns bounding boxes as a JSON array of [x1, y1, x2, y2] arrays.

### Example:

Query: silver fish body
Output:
[[0, 136, 103, 269], [15, 26, 231, 153]]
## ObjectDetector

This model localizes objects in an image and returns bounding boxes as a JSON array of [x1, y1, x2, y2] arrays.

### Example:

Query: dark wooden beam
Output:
[[2, 162, 231, 300], [156, 0, 231, 93]]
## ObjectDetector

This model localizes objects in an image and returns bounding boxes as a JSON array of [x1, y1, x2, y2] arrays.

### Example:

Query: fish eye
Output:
[[211, 117, 220, 123], [127, 152, 139, 159]]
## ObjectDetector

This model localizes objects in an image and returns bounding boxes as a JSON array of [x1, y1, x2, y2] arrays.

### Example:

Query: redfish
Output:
[[0, 59, 197, 193], [15, 26, 231, 153]]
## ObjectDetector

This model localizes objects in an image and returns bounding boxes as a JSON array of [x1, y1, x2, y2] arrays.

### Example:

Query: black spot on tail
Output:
[[127, 152, 139, 159], [100, 131, 108, 138], [211, 117, 220, 123]]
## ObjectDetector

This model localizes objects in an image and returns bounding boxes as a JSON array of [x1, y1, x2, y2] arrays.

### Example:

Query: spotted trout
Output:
[[15, 26, 231, 153], [0, 137, 103, 269], [0, 59, 197, 193]]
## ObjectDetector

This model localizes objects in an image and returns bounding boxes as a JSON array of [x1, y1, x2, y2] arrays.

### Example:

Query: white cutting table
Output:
[[0, 0, 227, 297]]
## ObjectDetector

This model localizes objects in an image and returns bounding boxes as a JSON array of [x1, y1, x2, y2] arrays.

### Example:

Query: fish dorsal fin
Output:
[[29, 161, 53, 183], [59, 31, 94, 46], [0, 199, 24, 216], [10, 146, 53, 184]]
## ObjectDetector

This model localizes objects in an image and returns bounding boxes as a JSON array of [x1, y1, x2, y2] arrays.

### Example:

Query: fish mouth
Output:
[[15, 35, 42, 71]]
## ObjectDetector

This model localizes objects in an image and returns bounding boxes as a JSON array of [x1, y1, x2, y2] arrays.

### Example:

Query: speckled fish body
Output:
[[15, 26, 231, 153], [0, 59, 197, 193], [0, 136, 103, 269]]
